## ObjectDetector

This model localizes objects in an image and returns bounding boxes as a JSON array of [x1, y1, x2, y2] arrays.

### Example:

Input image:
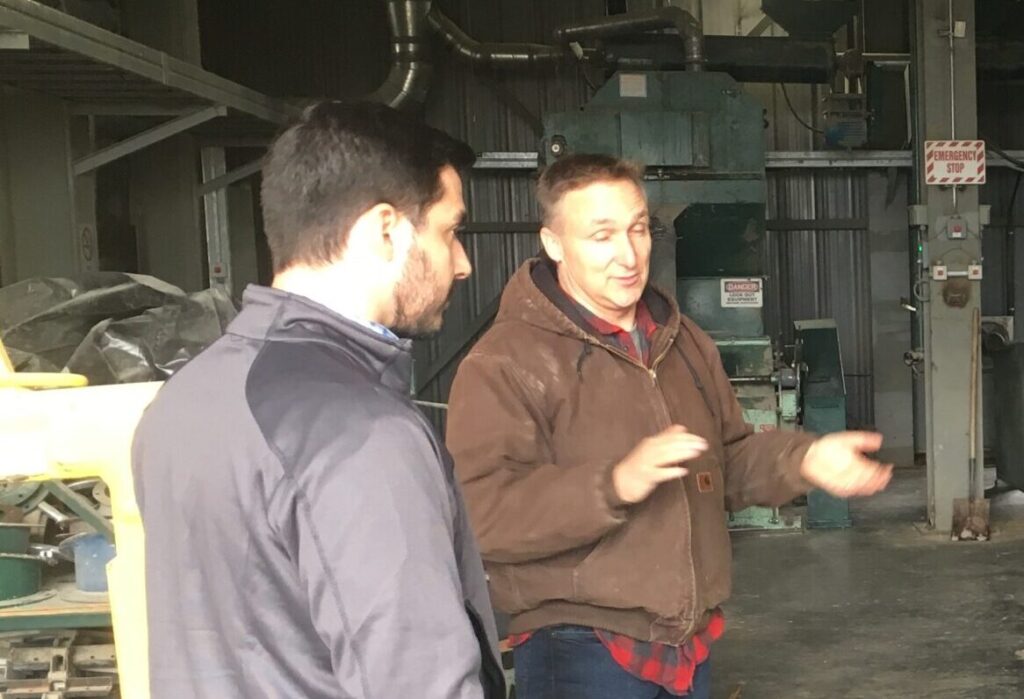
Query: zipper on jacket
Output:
[[648, 343, 701, 640], [587, 338, 673, 388], [648, 343, 673, 387], [610, 337, 700, 636]]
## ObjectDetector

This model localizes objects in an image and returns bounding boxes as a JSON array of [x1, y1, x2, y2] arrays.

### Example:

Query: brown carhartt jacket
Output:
[[447, 259, 815, 645]]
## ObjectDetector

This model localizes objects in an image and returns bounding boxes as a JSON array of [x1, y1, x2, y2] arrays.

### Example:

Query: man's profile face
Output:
[[391, 166, 471, 338], [543, 178, 651, 321]]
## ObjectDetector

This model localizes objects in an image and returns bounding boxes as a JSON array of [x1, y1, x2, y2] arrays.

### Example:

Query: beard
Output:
[[391, 242, 455, 339]]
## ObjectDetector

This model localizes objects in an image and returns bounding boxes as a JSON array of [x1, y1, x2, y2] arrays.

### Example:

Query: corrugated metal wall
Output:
[[764, 172, 874, 429]]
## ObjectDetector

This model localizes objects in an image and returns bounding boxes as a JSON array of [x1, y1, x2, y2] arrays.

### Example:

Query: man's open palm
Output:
[[800, 431, 893, 498]]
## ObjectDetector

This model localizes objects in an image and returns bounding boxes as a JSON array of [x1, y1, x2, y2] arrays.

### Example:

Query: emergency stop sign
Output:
[[925, 140, 986, 185]]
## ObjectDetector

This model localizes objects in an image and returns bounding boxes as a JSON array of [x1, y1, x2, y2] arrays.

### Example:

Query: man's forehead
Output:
[[565, 180, 645, 203], [546, 179, 646, 228], [586, 207, 649, 224]]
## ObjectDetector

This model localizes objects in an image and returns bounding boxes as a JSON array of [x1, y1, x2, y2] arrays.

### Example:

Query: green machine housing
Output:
[[795, 320, 852, 528], [543, 70, 850, 529]]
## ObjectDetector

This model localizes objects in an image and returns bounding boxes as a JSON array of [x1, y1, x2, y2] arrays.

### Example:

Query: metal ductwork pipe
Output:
[[428, 8, 564, 66], [601, 34, 834, 83], [554, 7, 704, 71], [369, 0, 434, 109]]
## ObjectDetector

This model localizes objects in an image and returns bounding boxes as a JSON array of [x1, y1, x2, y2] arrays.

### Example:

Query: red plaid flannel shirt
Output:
[[508, 298, 725, 696]]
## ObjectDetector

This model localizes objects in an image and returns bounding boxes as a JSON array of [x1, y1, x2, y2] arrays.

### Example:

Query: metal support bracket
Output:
[[40, 481, 114, 542], [43, 632, 73, 698], [72, 105, 227, 175], [197, 158, 262, 197], [69, 103, 198, 117]]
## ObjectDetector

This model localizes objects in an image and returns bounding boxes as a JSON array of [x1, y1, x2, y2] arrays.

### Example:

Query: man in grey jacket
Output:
[[132, 102, 504, 699]]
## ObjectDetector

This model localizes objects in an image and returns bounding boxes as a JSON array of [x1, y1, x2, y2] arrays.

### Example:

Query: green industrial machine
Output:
[[795, 320, 852, 528], [674, 277, 803, 530], [543, 69, 851, 530]]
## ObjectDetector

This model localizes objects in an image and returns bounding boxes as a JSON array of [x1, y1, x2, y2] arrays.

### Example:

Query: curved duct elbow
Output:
[[554, 7, 704, 71], [428, 8, 564, 66], [369, 0, 434, 109], [367, 2, 703, 107]]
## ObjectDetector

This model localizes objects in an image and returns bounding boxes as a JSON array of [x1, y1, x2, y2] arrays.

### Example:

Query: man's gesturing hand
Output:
[[612, 425, 709, 505], [800, 431, 893, 498]]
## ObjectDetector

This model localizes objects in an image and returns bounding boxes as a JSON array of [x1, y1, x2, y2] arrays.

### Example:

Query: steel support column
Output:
[[200, 147, 232, 294], [911, 0, 984, 533]]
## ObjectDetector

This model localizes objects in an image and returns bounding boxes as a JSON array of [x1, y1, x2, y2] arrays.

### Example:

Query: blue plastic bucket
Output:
[[67, 533, 116, 592]]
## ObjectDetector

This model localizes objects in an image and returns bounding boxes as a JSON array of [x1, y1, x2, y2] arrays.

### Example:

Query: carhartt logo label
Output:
[[697, 472, 714, 493]]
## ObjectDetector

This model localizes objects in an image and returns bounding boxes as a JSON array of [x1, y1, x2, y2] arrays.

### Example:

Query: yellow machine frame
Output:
[[0, 340, 160, 698]]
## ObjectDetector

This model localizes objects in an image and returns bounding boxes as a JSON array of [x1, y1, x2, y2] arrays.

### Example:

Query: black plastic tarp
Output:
[[0, 273, 236, 384]]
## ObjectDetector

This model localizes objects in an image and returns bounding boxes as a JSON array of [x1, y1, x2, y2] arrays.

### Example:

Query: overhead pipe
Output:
[[368, 0, 434, 109], [553, 7, 704, 71], [428, 8, 564, 66], [602, 35, 834, 83], [377, 4, 705, 105]]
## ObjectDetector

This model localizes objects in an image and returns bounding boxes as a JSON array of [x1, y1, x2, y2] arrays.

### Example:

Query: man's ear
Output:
[[349, 203, 400, 263], [540, 226, 563, 264]]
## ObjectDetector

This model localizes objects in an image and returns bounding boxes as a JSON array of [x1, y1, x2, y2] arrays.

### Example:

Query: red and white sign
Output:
[[721, 278, 763, 308], [925, 140, 986, 185]]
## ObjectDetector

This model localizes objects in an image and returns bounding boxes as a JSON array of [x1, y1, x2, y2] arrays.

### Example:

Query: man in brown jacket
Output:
[[446, 154, 892, 699]]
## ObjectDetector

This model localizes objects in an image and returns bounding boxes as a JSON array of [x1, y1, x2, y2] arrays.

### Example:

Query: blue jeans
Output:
[[512, 625, 712, 699]]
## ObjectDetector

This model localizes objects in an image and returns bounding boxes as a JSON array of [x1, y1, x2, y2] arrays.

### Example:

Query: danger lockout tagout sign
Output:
[[925, 140, 986, 185], [721, 278, 763, 308]]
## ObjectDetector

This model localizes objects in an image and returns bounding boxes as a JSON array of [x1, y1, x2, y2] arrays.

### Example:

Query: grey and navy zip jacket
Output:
[[132, 285, 504, 699]]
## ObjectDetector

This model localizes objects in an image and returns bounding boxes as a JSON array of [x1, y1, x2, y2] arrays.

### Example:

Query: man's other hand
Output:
[[800, 431, 893, 498]]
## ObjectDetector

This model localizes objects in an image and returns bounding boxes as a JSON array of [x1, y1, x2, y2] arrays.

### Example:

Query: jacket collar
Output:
[[228, 285, 413, 393], [498, 257, 681, 364]]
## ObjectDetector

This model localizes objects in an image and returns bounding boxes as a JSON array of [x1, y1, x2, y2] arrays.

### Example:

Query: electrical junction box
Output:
[[947, 216, 967, 239]]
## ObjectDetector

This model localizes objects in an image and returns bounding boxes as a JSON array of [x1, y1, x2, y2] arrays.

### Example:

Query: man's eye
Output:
[[592, 230, 612, 241]]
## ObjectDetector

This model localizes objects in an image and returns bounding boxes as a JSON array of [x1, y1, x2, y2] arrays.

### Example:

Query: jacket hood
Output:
[[495, 257, 682, 346]]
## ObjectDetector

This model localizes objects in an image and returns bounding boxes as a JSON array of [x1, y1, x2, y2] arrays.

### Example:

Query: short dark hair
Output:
[[260, 101, 475, 273], [536, 154, 646, 227]]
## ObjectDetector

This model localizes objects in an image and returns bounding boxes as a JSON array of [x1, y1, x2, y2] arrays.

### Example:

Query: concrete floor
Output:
[[715, 469, 1024, 699]]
